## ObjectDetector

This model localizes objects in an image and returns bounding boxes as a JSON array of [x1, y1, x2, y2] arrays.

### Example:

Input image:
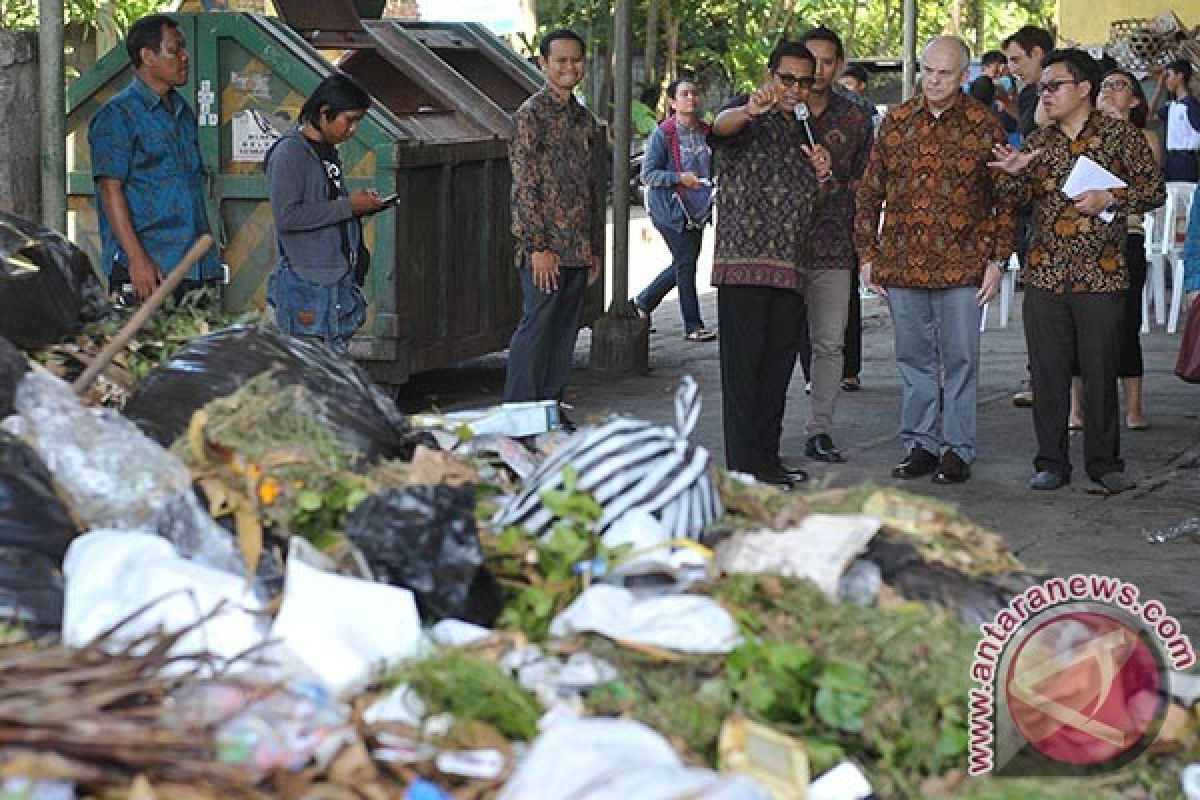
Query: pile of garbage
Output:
[[1, 219, 1197, 799]]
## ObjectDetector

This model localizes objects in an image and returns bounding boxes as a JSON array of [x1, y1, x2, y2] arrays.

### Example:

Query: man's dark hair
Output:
[[843, 64, 869, 85], [799, 26, 844, 61], [981, 50, 1007, 68], [1103, 68, 1150, 128], [969, 75, 996, 105], [126, 14, 179, 69], [299, 73, 372, 126], [1166, 59, 1194, 84], [666, 75, 698, 100], [539, 28, 586, 59], [1002, 25, 1054, 58], [768, 40, 815, 72], [1043, 48, 1101, 103]]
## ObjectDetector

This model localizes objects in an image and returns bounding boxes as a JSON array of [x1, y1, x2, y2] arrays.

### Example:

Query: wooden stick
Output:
[[73, 235, 214, 395]]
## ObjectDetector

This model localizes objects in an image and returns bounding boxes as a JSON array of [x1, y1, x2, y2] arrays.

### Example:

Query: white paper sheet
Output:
[[1062, 155, 1127, 223]]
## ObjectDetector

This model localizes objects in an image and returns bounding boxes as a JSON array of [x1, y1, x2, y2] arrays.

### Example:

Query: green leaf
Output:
[[296, 490, 324, 512]]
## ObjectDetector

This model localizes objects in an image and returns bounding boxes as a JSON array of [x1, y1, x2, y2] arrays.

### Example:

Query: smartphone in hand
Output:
[[379, 193, 399, 208]]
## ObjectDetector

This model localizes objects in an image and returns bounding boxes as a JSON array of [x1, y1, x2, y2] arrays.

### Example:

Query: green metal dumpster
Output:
[[65, 5, 606, 385]]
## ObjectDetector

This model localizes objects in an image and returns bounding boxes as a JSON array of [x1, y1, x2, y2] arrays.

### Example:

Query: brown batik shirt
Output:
[[854, 94, 1015, 289], [808, 91, 874, 271], [994, 110, 1165, 293], [709, 96, 819, 292], [510, 87, 602, 267]]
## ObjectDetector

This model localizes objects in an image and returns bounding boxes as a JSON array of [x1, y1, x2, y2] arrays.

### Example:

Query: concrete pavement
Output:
[[394, 214, 1200, 632]]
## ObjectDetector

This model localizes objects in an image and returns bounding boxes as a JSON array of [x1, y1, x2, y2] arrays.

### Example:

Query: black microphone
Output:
[[794, 102, 816, 147]]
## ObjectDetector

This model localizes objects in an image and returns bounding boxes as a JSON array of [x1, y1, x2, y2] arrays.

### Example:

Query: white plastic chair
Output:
[[1142, 209, 1162, 333], [979, 254, 1020, 332], [1165, 182, 1197, 334]]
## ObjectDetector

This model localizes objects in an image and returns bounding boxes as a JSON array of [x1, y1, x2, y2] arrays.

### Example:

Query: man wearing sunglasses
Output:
[[990, 49, 1165, 495], [708, 40, 832, 488], [855, 35, 1015, 486]]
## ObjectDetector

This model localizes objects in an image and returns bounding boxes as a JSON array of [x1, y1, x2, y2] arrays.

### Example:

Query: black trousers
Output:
[[717, 285, 803, 477], [798, 263, 861, 381], [1024, 287, 1125, 481], [504, 263, 588, 402]]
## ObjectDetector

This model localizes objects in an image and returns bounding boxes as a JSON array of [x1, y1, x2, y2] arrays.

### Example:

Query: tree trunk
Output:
[[663, 1, 679, 83], [641, 0, 661, 109], [945, 0, 963, 36], [845, 0, 860, 57]]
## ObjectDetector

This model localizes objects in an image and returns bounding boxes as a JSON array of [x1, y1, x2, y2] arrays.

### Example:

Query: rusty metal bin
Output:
[[65, 3, 606, 385]]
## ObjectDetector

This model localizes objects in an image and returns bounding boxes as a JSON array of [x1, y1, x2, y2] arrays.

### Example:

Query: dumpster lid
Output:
[[274, 0, 372, 46]]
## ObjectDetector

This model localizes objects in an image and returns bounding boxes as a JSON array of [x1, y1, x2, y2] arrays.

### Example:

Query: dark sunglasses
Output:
[[774, 71, 815, 89]]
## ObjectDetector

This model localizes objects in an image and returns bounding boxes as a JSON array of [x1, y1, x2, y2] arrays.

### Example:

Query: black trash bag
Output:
[[0, 212, 110, 348], [863, 536, 1043, 628], [124, 324, 425, 462], [0, 336, 28, 418], [0, 431, 76, 563], [0, 546, 64, 635], [345, 485, 499, 625]]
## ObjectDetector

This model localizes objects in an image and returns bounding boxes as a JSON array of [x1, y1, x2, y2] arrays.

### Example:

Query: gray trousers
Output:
[[888, 286, 981, 463], [801, 268, 852, 436], [504, 262, 588, 402]]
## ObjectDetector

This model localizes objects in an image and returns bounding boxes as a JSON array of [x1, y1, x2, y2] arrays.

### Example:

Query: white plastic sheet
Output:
[[270, 543, 422, 696], [62, 530, 263, 667], [498, 717, 768, 800], [548, 585, 740, 654], [714, 514, 882, 598]]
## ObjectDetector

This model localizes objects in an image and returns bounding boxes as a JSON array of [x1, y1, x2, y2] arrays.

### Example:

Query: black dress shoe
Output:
[[931, 451, 971, 484], [805, 433, 845, 463], [891, 446, 938, 479], [755, 469, 798, 490], [557, 406, 577, 433], [1030, 470, 1069, 490], [782, 465, 809, 483]]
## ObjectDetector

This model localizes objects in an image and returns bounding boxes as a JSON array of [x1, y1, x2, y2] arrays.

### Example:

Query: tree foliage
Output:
[[1, 0, 171, 38], [538, 0, 1055, 109]]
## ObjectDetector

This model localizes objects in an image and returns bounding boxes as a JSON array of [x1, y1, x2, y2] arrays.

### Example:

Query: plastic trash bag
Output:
[[344, 485, 500, 625], [0, 337, 27, 418], [864, 536, 1041, 628], [548, 585, 741, 654], [270, 539, 423, 696], [494, 377, 721, 541], [62, 529, 263, 666], [0, 431, 75, 563], [0, 212, 109, 348], [498, 717, 769, 800], [14, 370, 242, 574], [0, 546, 64, 635], [124, 324, 422, 462]]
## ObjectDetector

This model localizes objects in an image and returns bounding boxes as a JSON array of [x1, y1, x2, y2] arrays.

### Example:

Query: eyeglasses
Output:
[[1099, 80, 1132, 93], [1038, 79, 1080, 95], [774, 72, 815, 89]]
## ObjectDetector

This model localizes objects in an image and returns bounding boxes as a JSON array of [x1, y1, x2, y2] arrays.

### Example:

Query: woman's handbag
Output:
[[1176, 294, 1200, 383]]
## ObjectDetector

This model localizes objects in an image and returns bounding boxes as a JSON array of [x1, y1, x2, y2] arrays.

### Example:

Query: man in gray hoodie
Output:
[[265, 73, 387, 349]]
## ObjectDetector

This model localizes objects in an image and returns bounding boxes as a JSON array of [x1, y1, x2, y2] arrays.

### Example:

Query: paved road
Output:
[[394, 215, 1200, 634]]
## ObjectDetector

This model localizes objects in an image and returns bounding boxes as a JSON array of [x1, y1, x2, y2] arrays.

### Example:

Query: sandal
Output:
[[684, 328, 717, 342]]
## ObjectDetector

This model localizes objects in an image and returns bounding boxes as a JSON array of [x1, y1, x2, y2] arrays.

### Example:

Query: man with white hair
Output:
[[855, 36, 1014, 485]]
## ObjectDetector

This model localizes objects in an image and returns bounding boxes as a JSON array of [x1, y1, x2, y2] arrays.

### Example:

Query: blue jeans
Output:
[[888, 287, 981, 463], [267, 265, 366, 351], [634, 222, 705, 333]]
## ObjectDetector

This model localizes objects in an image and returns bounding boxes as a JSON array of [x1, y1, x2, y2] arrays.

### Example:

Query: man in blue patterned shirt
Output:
[[88, 14, 221, 301]]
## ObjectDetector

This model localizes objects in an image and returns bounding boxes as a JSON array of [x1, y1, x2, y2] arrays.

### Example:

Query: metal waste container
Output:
[[65, 3, 606, 384]]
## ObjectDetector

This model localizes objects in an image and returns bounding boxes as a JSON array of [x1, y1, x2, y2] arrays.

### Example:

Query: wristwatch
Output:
[[1103, 194, 1119, 215]]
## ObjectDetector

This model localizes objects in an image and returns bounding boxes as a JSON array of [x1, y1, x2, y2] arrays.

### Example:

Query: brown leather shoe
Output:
[[892, 446, 938, 479], [931, 451, 971, 484]]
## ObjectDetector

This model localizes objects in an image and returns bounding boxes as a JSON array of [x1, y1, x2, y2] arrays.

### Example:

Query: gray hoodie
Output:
[[264, 129, 361, 286]]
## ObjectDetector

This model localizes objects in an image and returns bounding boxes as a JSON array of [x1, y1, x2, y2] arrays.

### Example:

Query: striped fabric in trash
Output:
[[493, 376, 721, 541]]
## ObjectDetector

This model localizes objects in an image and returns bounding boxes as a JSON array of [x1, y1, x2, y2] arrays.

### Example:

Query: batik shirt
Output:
[[807, 91, 873, 270], [88, 76, 220, 281], [708, 96, 819, 292], [510, 87, 602, 268], [854, 93, 1015, 289], [995, 111, 1165, 293]]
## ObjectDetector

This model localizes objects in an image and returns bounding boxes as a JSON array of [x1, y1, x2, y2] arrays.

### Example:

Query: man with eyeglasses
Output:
[[708, 40, 832, 488], [855, 35, 1014, 486], [990, 49, 1165, 495]]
